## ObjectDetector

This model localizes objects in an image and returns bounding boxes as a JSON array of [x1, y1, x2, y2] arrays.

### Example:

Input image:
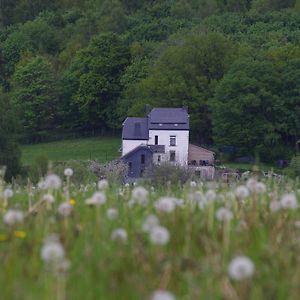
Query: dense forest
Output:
[[1, 0, 300, 178]]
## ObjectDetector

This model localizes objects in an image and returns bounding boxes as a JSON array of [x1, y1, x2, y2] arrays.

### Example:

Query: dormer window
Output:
[[159, 123, 163, 126], [170, 136, 176, 146], [174, 123, 178, 127]]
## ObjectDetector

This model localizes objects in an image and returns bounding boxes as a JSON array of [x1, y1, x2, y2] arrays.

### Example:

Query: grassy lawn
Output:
[[21, 137, 121, 165]]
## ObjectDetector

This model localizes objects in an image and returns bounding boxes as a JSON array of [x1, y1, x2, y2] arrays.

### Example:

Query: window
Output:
[[141, 154, 145, 164], [129, 162, 132, 171], [170, 150, 176, 162], [155, 135, 158, 145], [170, 136, 176, 146], [158, 155, 161, 162]]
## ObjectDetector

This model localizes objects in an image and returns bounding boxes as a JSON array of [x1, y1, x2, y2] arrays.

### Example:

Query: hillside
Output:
[[0, 0, 300, 179]]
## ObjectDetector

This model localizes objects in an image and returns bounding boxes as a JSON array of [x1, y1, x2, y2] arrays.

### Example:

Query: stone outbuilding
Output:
[[188, 144, 215, 166]]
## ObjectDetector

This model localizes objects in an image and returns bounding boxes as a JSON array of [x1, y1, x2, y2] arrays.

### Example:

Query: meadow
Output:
[[0, 168, 300, 300], [21, 137, 121, 165]]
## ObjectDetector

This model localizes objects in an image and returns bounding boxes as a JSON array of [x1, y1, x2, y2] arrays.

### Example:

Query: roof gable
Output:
[[122, 117, 148, 140]]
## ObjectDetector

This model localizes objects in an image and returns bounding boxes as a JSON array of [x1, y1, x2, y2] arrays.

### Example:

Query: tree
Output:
[[70, 33, 130, 131], [0, 92, 21, 181], [12, 56, 61, 141], [128, 33, 236, 144]]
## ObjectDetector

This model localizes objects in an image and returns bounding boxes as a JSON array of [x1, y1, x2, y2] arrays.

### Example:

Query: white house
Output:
[[121, 107, 215, 179], [122, 107, 190, 167]]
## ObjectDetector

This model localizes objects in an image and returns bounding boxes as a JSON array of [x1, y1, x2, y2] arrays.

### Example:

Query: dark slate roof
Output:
[[148, 145, 165, 153], [121, 144, 152, 159], [122, 117, 148, 140], [148, 108, 189, 130]]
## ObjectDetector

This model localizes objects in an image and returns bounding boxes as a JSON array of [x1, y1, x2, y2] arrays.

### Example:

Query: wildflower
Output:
[[37, 180, 47, 190], [280, 193, 298, 210], [0, 234, 8, 241], [41, 236, 65, 264], [14, 231, 26, 238], [151, 290, 176, 300], [44, 174, 62, 190], [58, 201, 73, 217], [106, 208, 118, 220], [86, 192, 106, 206], [69, 198, 76, 206], [205, 190, 216, 202], [246, 178, 257, 193], [142, 215, 160, 233], [269, 200, 281, 212], [42, 194, 55, 204], [111, 228, 128, 243], [190, 181, 197, 188], [174, 198, 184, 207], [149, 226, 170, 245], [228, 256, 255, 281], [215, 207, 233, 222], [98, 179, 109, 190], [132, 186, 149, 206], [235, 185, 249, 200], [3, 188, 13, 199], [155, 197, 176, 213], [3, 209, 24, 226], [64, 168, 73, 177], [255, 182, 266, 194]]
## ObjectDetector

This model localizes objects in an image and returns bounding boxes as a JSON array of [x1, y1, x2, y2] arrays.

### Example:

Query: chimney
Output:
[[145, 104, 151, 116]]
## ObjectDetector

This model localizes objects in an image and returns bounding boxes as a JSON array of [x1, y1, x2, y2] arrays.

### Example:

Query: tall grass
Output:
[[0, 171, 299, 300]]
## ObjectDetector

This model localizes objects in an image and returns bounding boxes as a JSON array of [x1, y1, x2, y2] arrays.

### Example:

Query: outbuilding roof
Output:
[[122, 117, 148, 140]]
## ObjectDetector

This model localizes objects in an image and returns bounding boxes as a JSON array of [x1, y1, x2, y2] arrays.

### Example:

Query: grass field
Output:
[[21, 137, 121, 165], [0, 174, 300, 299]]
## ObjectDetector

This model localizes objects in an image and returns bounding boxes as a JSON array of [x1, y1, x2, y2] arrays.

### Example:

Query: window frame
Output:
[[169, 135, 176, 146]]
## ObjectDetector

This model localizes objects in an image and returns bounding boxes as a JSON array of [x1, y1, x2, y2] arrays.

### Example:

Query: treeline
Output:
[[0, 0, 300, 178]]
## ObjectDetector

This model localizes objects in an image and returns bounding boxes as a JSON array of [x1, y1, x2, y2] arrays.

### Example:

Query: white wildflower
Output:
[[64, 168, 73, 177], [280, 193, 298, 210], [41, 237, 65, 264], [246, 178, 257, 193], [235, 185, 250, 200], [174, 198, 184, 207], [98, 179, 109, 190], [269, 200, 281, 212], [142, 215, 160, 233], [86, 192, 106, 206], [149, 226, 170, 245], [42, 194, 55, 204], [155, 197, 176, 213], [132, 186, 149, 206], [151, 290, 176, 300], [111, 228, 128, 243], [205, 190, 216, 202], [58, 201, 73, 217], [37, 180, 47, 190], [3, 209, 24, 226], [45, 174, 62, 190], [228, 256, 255, 281], [3, 188, 13, 199], [106, 208, 118, 220], [190, 181, 197, 188], [216, 207, 233, 222], [255, 182, 266, 194]]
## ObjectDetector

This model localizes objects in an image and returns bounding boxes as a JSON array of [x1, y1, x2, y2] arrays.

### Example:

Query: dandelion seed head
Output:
[[155, 197, 176, 213], [149, 226, 170, 245], [151, 290, 176, 300], [111, 228, 128, 243], [3, 188, 13, 199], [41, 238, 65, 264], [45, 174, 62, 190], [235, 185, 249, 200], [205, 190, 216, 202], [3, 209, 24, 226], [270, 200, 281, 212], [228, 256, 255, 281], [98, 179, 109, 190], [280, 193, 298, 210], [58, 201, 73, 217], [216, 207, 233, 222], [86, 192, 106, 206], [64, 168, 73, 177], [142, 215, 159, 233], [106, 208, 118, 220], [42, 194, 55, 204], [132, 186, 149, 206]]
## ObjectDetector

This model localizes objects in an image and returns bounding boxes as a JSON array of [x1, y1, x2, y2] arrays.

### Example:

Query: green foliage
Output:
[[285, 155, 300, 177], [12, 56, 61, 141], [0, 92, 21, 181]]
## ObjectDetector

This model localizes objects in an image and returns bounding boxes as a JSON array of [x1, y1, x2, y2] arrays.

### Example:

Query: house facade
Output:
[[121, 107, 215, 179], [121, 107, 189, 178]]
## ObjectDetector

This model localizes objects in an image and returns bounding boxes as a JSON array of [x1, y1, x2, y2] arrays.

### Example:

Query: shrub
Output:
[[144, 163, 195, 185], [89, 160, 128, 183], [285, 155, 300, 178]]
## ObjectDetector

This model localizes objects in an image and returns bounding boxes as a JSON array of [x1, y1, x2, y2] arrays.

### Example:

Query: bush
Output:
[[144, 163, 195, 185], [285, 155, 300, 178], [89, 160, 128, 183]]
